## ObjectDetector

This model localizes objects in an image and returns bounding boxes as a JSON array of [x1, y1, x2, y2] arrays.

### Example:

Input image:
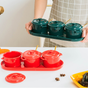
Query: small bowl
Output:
[[48, 21, 65, 36], [32, 18, 48, 34], [65, 23, 83, 39], [70, 71, 88, 88]]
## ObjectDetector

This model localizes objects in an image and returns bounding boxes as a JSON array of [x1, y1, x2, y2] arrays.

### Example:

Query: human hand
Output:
[[25, 21, 33, 34], [81, 27, 88, 43]]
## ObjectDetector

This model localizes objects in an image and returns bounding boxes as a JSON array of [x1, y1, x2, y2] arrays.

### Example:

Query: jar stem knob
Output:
[[83, 23, 88, 27], [65, 18, 71, 24], [54, 46, 57, 51]]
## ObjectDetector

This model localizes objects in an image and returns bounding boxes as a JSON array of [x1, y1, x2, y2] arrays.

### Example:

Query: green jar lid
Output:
[[32, 18, 48, 25], [48, 21, 65, 27], [65, 23, 83, 30]]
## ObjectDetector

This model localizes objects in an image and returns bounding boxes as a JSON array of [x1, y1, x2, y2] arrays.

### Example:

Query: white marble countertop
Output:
[[0, 47, 88, 88]]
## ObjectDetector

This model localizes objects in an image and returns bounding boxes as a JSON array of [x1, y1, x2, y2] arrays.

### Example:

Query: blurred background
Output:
[[0, 0, 52, 47]]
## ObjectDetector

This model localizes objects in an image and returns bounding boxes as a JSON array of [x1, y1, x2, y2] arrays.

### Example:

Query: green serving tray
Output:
[[29, 30, 84, 42]]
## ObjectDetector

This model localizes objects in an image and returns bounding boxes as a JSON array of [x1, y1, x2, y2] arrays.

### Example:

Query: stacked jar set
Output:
[[1, 50, 63, 71], [29, 18, 84, 41]]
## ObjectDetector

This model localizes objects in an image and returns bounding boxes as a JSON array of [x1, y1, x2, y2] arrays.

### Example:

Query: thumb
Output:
[[82, 29, 86, 37], [29, 24, 33, 30]]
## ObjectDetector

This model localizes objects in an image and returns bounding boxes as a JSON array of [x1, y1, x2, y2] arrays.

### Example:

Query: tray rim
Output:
[[29, 30, 84, 42], [1, 60, 63, 71]]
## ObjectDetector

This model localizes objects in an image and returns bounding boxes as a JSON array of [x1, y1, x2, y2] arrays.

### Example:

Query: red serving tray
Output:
[[1, 60, 63, 71]]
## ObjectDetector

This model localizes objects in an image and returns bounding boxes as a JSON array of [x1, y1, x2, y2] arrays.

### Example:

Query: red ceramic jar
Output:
[[42, 50, 62, 67], [2, 51, 21, 67], [22, 50, 41, 67]]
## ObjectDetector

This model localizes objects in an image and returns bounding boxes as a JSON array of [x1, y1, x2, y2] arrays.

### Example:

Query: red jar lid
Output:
[[23, 50, 41, 58], [5, 73, 26, 83], [42, 50, 62, 57]]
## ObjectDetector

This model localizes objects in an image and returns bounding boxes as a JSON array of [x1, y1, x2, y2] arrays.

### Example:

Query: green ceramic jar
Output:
[[65, 23, 83, 39], [32, 18, 48, 34], [48, 21, 65, 36]]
